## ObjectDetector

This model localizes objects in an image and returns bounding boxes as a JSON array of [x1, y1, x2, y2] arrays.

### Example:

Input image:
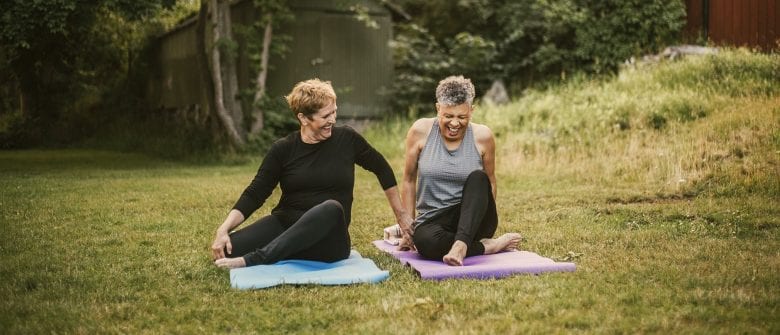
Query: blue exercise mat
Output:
[[230, 250, 390, 289]]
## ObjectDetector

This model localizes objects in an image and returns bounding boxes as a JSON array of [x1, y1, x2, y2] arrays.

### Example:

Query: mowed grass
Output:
[[2, 50, 779, 333]]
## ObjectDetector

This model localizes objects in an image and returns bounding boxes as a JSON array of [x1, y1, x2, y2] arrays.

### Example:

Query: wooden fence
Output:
[[685, 0, 779, 50]]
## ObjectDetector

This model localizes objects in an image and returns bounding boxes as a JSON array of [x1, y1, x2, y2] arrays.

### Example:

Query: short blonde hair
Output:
[[285, 79, 337, 119]]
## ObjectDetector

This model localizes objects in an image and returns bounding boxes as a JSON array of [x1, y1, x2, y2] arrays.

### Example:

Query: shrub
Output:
[[389, 0, 687, 110]]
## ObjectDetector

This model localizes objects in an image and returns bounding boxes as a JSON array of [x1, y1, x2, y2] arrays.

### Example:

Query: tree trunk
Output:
[[209, 0, 244, 147], [18, 85, 25, 117], [218, 0, 245, 140], [195, 1, 216, 128], [250, 17, 273, 135]]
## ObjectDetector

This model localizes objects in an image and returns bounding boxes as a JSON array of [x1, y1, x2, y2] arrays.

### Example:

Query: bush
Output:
[[574, 0, 686, 73], [389, 0, 687, 110]]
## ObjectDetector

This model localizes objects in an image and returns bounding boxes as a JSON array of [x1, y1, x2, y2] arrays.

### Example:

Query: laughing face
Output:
[[300, 99, 337, 143], [436, 103, 473, 142]]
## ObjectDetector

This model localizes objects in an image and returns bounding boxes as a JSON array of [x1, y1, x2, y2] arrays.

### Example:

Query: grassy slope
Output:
[[1, 50, 778, 333]]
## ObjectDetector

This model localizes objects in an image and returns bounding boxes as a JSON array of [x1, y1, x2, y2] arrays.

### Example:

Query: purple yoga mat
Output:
[[372, 240, 575, 280]]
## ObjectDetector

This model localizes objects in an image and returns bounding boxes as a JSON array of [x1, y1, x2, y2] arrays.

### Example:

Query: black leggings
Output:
[[413, 170, 498, 260], [227, 200, 351, 266]]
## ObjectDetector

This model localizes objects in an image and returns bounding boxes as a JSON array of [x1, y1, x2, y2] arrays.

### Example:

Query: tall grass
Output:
[[485, 50, 777, 195]]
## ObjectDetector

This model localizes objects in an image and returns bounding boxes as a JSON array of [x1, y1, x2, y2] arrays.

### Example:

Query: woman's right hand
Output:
[[211, 230, 232, 260], [212, 210, 244, 260]]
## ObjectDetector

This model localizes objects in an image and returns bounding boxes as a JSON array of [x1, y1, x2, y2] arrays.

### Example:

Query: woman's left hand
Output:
[[397, 213, 416, 251], [383, 186, 417, 250], [214, 257, 247, 269]]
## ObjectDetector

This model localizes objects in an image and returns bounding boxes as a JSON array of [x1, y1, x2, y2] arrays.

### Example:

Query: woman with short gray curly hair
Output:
[[396, 75, 521, 266]]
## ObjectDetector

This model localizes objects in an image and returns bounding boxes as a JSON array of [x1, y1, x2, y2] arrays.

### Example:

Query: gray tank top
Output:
[[414, 119, 483, 227]]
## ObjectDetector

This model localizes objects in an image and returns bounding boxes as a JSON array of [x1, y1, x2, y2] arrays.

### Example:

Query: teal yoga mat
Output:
[[230, 250, 390, 289]]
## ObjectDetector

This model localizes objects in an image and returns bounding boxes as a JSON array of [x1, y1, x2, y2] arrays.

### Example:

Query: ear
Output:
[[435, 103, 441, 114], [297, 113, 308, 125]]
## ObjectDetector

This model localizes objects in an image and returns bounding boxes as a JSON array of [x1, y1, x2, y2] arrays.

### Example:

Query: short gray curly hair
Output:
[[435, 75, 475, 106]]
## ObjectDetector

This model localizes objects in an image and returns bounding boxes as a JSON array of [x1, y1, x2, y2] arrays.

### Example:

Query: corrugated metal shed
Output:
[[148, 0, 393, 120]]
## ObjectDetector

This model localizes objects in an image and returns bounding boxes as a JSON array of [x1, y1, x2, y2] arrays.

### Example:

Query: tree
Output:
[[0, 0, 174, 146], [193, 0, 292, 150], [247, 0, 293, 135], [204, 0, 244, 147]]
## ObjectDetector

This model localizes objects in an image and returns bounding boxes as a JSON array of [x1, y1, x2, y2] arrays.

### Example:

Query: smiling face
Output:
[[299, 99, 337, 143], [436, 103, 473, 142]]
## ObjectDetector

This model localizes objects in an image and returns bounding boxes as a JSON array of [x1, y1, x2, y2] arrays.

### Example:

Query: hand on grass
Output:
[[214, 257, 246, 269]]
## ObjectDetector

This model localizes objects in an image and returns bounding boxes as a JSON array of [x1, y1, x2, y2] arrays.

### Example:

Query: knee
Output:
[[319, 199, 344, 217], [465, 170, 490, 189], [466, 170, 489, 183]]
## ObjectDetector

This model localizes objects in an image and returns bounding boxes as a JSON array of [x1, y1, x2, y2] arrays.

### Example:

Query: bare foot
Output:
[[214, 257, 247, 269], [480, 233, 522, 255], [442, 240, 468, 266]]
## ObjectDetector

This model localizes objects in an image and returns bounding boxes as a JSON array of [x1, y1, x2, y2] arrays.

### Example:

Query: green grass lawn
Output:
[[1, 50, 778, 333]]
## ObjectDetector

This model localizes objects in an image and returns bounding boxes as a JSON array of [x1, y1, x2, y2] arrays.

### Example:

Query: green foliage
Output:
[[350, 3, 380, 29], [573, 0, 686, 73], [230, 0, 296, 152], [69, 0, 296, 159], [242, 0, 294, 68], [0, 0, 185, 147], [245, 95, 299, 153], [387, 24, 450, 114], [389, 0, 687, 111], [387, 26, 501, 114]]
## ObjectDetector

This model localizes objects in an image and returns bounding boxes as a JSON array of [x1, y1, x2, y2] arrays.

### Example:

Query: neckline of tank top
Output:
[[432, 119, 470, 155]]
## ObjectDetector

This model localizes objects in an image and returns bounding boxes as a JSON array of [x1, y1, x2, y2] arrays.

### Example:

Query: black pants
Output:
[[413, 170, 498, 260], [227, 200, 351, 266]]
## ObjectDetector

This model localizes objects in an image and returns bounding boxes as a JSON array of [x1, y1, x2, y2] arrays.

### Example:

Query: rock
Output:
[[482, 80, 509, 106], [627, 45, 719, 66]]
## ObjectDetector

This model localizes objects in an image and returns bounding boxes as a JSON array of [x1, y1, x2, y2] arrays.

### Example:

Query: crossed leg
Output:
[[227, 199, 350, 266], [414, 170, 522, 266]]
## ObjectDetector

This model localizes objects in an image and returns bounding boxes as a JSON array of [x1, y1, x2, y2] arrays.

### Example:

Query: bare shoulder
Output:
[[410, 118, 435, 132], [407, 118, 435, 142], [470, 122, 495, 158], [470, 122, 495, 143]]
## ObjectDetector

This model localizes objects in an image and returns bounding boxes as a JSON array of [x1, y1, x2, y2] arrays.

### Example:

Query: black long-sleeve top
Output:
[[232, 126, 397, 226]]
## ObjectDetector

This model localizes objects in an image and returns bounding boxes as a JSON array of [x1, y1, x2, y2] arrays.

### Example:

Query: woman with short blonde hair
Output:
[[212, 79, 412, 269]]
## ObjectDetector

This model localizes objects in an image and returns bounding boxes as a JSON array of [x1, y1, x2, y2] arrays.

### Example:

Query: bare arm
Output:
[[475, 124, 497, 199], [398, 119, 429, 249], [212, 144, 282, 265], [401, 119, 428, 219], [383, 186, 414, 233]]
